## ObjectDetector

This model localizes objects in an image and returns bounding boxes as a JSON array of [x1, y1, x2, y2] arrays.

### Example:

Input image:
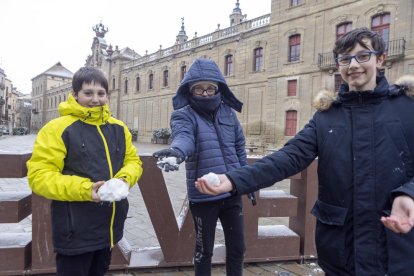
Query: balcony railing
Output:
[[317, 52, 336, 71], [122, 14, 271, 71], [386, 38, 405, 61]]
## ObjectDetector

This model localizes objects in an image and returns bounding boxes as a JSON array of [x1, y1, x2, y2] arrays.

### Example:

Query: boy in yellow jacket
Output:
[[27, 67, 142, 276]]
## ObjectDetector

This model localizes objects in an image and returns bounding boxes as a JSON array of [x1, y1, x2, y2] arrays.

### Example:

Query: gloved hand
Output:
[[247, 192, 257, 206], [153, 148, 184, 172]]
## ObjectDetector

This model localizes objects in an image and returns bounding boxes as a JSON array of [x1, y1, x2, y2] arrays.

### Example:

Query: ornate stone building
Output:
[[30, 62, 73, 131], [32, 0, 414, 149]]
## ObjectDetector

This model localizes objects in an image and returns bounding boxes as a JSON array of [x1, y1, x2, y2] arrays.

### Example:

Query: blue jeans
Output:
[[190, 196, 245, 276]]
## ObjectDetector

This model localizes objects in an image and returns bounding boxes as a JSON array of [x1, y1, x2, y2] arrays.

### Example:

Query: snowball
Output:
[[157, 156, 177, 166], [98, 178, 129, 202], [156, 157, 179, 171], [201, 172, 220, 187]]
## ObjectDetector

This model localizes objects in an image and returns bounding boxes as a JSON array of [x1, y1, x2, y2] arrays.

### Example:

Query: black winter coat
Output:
[[226, 76, 414, 275]]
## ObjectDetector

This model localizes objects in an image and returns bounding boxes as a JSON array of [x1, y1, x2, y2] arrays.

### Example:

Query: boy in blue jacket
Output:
[[153, 58, 253, 275]]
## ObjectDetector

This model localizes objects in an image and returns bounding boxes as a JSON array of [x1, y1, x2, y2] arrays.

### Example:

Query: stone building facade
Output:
[[32, 0, 414, 149], [30, 62, 73, 131]]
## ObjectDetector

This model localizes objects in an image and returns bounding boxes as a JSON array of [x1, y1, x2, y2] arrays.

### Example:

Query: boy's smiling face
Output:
[[74, 82, 108, 107], [338, 38, 384, 91]]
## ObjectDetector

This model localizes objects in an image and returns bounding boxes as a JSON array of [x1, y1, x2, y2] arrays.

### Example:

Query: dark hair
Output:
[[333, 27, 386, 58], [72, 67, 108, 94]]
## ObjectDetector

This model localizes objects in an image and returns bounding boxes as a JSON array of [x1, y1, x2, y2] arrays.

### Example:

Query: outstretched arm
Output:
[[381, 195, 414, 234]]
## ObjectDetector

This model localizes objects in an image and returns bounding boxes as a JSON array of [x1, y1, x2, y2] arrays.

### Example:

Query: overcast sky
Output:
[[0, 0, 270, 94]]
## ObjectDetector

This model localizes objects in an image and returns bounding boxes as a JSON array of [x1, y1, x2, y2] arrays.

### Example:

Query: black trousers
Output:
[[190, 196, 245, 276], [55, 247, 112, 276]]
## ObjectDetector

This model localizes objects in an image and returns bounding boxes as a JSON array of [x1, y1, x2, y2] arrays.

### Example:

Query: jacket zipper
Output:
[[96, 125, 116, 248]]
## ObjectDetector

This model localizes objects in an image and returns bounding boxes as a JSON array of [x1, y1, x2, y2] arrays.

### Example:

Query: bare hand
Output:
[[381, 195, 414, 234], [195, 174, 233, 195], [91, 181, 105, 202]]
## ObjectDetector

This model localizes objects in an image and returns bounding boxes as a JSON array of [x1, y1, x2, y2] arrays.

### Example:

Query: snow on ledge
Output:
[[258, 225, 298, 237]]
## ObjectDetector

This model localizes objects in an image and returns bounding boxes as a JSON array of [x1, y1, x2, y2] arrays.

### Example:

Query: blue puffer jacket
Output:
[[171, 58, 247, 202], [226, 75, 414, 275]]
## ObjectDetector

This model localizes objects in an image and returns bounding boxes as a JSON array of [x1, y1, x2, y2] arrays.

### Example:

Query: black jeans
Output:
[[190, 196, 245, 276], [55, 247, 112, 276]]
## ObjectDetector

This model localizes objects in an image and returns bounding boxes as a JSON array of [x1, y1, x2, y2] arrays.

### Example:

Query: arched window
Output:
[[253, 48, 263, 71], [289, 35, 301, 62], [163, 70, 169, 87], [285, 110, 297, 136], [336, 22, 352, 40], [124, 79, 128, 94], [225, 55, 233, 76], [149, 74, 154, 90], [136, 77, 140, 92], [372, 13, 390, 48], [112, 78, 116, 90], [181, 65, 187, 81]]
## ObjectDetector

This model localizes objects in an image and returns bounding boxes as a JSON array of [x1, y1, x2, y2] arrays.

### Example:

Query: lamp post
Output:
[[0, 96, 5, 125]]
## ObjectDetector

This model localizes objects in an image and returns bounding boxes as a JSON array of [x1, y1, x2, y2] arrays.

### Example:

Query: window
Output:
[[285, 110, 297, 136], [163, 70, 169, 87], [112, 78, 116, 90], [181, 66, 187, 81], [336, 22, 352, 40], [136, 77, 140, 92], [287, 80, 297, 96], [290, 0, 303, 6], [289, 35, 301, 62], [149, 74, 154, 90], [253, 48, 263, 71], [372, 13, 390, 48], [225, 55, 233, 76], [124, 79, 128, 94], [334, 74, 343, 92]]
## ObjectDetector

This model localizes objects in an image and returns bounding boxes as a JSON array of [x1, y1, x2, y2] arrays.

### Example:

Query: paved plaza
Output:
[[0, 134, 324, 275]]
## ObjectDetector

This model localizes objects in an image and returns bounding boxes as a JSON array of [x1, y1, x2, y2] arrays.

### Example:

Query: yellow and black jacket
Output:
[[27, 94, 142, 255]]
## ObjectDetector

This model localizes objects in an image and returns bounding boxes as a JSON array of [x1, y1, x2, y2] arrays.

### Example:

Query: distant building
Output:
[[33, 0, 414, 149], [30, 62, 73, 131], [0, 68, 6, 126]]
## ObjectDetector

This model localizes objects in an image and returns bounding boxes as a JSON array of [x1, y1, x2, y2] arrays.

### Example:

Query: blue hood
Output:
[[172, 58, 243, 112]]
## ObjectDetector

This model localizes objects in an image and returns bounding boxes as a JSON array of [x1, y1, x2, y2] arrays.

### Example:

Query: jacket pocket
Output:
[[311, 200, 348, 267], [218, 116, 236, 143]]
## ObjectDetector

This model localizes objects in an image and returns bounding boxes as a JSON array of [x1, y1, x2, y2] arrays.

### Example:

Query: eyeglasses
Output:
[[192, 86, 217, 96], [335, 51, 380, 66]]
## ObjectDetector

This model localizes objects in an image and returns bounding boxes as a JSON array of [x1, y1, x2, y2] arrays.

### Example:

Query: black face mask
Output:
[[189, 92, 221, 114]]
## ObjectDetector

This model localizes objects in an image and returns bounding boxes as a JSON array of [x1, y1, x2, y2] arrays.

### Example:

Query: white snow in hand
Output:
[[156, 156, 178, 171], [98, 178, 129, 202], [201, 172, 220, 187]]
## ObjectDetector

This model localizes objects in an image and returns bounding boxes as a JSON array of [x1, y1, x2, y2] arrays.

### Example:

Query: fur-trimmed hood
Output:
[[313, 75, 414, 111]]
